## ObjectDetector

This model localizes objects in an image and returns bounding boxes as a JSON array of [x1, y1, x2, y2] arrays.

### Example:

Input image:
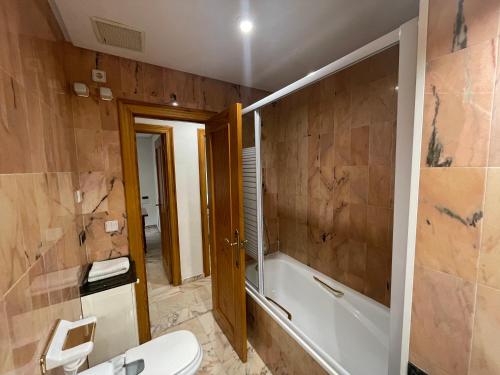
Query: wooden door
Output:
[[155, 136, 173, 283], [205, 103, 247, 361]]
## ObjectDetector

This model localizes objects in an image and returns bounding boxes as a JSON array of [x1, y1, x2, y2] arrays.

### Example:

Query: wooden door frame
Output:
[[118, 99, 215, 343], [197, 129, 210, 277], [137, 124, 179, 284]]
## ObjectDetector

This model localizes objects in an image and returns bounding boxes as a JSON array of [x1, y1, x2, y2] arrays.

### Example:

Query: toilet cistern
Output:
[[40, 316, 97, 375]]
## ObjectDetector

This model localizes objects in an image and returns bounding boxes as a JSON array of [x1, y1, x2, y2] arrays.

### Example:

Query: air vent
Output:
[[91, 17, 144, 52]]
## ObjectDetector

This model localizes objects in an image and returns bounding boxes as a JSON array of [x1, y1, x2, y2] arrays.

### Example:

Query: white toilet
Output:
[[80, 330, 203, 375]]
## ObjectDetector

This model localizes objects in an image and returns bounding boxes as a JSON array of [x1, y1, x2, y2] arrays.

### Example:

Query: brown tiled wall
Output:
[[66, 46, 268, 263], [0, 1, 267, 373], [410, 1, 500, 374], [0, 1, 86, 373], [246, 294, 327, 375], [261, 46, 398, 306]]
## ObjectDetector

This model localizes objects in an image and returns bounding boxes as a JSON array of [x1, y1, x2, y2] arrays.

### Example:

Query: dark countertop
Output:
[[79, 259, 137, 297]]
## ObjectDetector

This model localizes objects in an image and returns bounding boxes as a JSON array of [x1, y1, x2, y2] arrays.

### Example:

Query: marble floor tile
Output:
[[145, 227, 269, 374]]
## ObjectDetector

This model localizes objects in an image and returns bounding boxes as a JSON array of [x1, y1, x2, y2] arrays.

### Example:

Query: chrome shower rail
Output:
[[265, 296, 292, 320], [313, 276, 344, 297]]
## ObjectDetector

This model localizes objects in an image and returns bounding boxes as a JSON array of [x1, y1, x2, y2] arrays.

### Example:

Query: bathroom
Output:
[[1, 0, 499, 374]]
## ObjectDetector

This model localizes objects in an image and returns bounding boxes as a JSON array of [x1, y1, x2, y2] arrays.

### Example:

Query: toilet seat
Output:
[[126, 330, 202, 375], [79, 330, 202, 375]]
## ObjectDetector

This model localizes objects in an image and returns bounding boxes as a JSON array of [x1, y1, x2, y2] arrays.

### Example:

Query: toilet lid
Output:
[[125, 330, 202, 375]]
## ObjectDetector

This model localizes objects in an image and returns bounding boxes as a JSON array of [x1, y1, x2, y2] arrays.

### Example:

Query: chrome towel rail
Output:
[[313, 276, 344, 297], [265, 296, 292, 320]]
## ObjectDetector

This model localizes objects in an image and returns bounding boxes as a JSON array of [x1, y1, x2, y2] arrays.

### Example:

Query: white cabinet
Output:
[[81, 283, 139, 366]]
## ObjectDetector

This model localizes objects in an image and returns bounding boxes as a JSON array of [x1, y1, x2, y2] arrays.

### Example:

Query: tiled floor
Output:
[[144, 227, 270, 374]]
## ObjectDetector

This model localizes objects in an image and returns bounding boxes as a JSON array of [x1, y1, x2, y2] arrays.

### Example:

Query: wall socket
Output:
[[92, 69, 106, 83]]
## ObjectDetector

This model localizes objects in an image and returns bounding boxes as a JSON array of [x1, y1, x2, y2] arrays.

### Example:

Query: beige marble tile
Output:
[[479, 168, 500, 289], [351, 126, 369, 166], [83, 211, 127, 262], [489, 37, 500, 166], [247, 295, 326, 375], [71, 95, 102, 130], [0, 69, 31, 174], [75, 129, 105, 172], [0, 298, 14, 375], [470, 284, 500, 374], [0, 175, 29, 295], [80, 171, 108, 214], [416, 168, 485, 282], [426, 0, 500, 62], [368, 165, 392, 207], [120, 58, 144, 100], [365, 245, 391, 305], [422, 40, 496, 167], [410, 266, 475, 375], [369, 121, 394, 166]]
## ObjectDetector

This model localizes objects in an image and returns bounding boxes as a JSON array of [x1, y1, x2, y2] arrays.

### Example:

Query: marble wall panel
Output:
[[246, 294, 327, 375], [410, 1, 500, 374], [0, 1, 267, 374], [0, 1, 86, 374], [261, 46, 398, 306], [66, 46, 268, 262]]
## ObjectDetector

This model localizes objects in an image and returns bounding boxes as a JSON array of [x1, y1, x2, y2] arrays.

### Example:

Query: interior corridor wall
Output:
[[136, 136, 160, 227], [261, 46, 399, 306], [135, 118, 206, 281]]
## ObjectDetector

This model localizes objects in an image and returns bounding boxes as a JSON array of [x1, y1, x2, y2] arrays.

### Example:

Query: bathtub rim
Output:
[[246, 282, 342, 375], [246, 251, 390, 375], [261, 251, 391, 314]]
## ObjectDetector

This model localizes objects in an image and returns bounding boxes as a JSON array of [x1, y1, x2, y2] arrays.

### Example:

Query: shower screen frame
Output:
[[242, 12, 425, 375]]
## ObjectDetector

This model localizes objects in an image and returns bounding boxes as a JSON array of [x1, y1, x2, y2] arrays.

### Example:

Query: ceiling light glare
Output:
[[239, 19, 253, 34]]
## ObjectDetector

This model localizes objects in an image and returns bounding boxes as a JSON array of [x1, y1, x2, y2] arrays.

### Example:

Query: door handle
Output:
[[233, 229, 247, 269], [225, 238, 238, 247]]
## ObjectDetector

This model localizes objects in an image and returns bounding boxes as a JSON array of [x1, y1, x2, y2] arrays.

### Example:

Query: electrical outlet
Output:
[[92, 69, 106, 83]]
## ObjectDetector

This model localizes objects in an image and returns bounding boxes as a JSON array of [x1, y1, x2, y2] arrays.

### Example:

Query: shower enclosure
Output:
[[241, 18, 422, 375]]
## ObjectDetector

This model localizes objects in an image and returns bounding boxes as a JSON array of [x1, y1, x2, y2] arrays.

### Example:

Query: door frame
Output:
[[197, 129, 211, 277], [118, 99, 215, 343], [137, 124, 180, 285]]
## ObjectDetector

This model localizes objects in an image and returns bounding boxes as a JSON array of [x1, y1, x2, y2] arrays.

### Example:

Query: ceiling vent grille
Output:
[[91, 17, 144, 52]]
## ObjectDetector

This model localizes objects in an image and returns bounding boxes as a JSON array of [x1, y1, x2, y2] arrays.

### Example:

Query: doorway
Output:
[[135, 124, 181, 291], [135, 131, 176, 290], [119, 101, 249, 364], [134, 119, 213, 334]]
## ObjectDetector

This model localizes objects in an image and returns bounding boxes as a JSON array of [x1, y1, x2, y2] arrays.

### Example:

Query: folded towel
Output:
[[88, 257, 129, 282]]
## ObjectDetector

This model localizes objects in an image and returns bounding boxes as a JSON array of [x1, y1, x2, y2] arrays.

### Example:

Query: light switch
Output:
[[105, 220, 119, 233]]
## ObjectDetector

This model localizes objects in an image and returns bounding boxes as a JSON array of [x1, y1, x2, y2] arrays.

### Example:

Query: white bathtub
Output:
[[246, 252, 390, 375]]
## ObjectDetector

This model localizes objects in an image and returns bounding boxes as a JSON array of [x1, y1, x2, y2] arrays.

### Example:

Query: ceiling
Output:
[[50, 0, 418, 91]]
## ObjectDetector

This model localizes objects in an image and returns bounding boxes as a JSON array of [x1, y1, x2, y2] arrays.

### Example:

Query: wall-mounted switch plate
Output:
[[92, 69, 106, 83], [105, 220, 119, 233]]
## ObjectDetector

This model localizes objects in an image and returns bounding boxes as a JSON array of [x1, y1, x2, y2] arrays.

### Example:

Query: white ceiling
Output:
[[51, 0, 418, 91]]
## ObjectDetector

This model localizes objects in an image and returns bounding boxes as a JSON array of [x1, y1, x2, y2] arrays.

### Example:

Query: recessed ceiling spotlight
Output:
[[239, 19, 253, 34]]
